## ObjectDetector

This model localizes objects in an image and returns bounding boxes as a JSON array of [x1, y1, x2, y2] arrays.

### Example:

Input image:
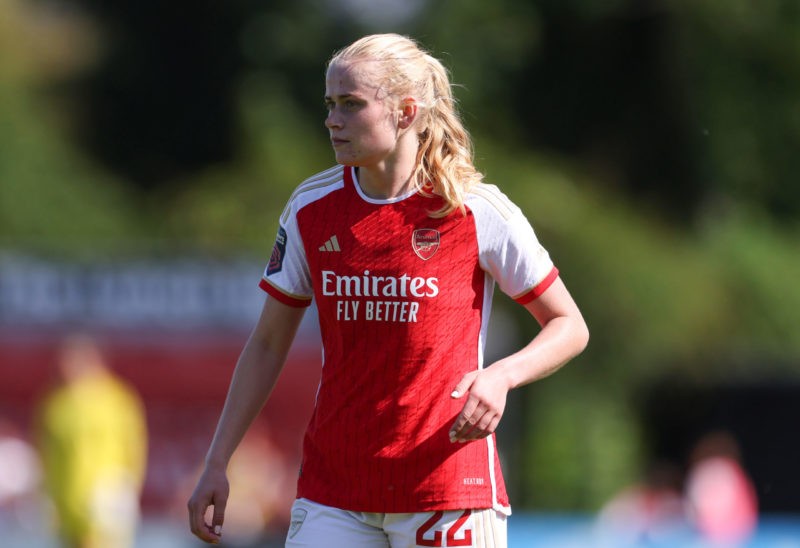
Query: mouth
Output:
[[331, 137, 349, 147]]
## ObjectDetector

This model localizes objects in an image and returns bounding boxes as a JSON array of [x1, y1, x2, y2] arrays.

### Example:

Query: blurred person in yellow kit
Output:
[[35, 334, 148, 548]]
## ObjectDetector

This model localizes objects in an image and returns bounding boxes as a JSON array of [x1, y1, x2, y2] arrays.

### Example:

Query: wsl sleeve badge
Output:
[[412, 229, 440, 260], [267, 227, 288, 275]]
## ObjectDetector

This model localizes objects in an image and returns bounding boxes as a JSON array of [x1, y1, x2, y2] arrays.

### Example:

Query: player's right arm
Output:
[[188, 295, 306, 544]]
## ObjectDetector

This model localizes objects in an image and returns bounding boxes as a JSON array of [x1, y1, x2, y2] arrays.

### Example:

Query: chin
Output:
[[335, 155, 363, 167]]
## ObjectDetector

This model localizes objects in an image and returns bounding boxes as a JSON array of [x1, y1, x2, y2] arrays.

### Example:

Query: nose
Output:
[[325, 108, 342, 130]]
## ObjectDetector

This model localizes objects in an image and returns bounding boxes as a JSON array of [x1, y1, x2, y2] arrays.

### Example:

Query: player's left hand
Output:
[[448, 368, 511, 443]]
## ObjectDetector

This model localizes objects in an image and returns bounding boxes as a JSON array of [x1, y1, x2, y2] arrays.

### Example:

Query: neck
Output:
[[357, 167, 417, 199], [356, 135, 420, 199]]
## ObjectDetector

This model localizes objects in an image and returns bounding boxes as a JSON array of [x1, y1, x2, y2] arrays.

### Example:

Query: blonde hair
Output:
[[328, 34, 483, 217]]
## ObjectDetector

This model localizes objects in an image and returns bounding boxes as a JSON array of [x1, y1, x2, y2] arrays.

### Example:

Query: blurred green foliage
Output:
[[1, 0, 799, 510], [0, 61, 138, 254]]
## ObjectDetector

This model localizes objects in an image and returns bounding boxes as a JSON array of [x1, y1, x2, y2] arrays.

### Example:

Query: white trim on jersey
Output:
[[476, 272, 511, 516], [486, 435, 511, 516]]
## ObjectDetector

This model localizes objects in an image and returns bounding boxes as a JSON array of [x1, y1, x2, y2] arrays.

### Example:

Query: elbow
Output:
[[574, 317, 590, 356]]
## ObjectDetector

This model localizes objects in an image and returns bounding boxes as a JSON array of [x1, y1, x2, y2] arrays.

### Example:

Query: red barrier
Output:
[[0, 328, 321, 528]]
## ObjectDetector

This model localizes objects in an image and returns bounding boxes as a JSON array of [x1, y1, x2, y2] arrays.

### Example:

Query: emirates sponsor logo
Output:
[[412, 229, 440, 260], [321, 270, 440, 323], [321, 270, 439, 298]]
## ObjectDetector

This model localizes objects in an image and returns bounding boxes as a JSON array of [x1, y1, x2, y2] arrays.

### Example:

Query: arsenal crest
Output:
[[412, 229, 440, 260]]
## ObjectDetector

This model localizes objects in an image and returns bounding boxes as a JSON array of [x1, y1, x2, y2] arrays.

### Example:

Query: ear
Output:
[[397, 98, 418, 129]]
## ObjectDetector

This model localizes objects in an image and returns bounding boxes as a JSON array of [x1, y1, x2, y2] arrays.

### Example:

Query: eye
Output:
[[344, 98, 366, 112], [324, 99, 335, 111]]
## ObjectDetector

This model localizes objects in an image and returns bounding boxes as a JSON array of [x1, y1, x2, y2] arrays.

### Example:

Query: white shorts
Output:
[[285, 497, 507, 548]]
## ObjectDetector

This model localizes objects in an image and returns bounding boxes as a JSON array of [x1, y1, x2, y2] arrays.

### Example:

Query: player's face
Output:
[[324, 62, 400, 168]]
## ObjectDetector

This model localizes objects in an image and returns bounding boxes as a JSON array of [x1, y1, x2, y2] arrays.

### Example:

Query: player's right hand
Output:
[[188, 465, 229, 544]]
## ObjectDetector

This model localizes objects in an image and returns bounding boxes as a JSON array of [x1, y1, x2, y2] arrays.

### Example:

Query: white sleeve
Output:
[[260, 200, 313, 305], [467, 184, 557, 301]]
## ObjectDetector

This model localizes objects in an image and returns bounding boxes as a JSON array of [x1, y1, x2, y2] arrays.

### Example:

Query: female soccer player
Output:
[[189, 33, 589, 547]]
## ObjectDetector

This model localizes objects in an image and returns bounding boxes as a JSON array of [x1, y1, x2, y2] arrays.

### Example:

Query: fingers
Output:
[[188, 499, 211, 543], [449, 394, 501, 442], [449, 370, 506, 443], [188, 503, 224, 543], [188, 485, 227, 544], [212, 497, 227, 536], [449, 401, 499, 442], [449, 395, 477, 440]]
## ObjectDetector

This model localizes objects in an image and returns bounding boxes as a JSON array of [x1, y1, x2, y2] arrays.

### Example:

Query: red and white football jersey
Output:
[[260, 165, 558, 514]]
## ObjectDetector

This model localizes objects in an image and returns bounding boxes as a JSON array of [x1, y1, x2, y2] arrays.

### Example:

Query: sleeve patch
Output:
[[267, 227, 288, 276]]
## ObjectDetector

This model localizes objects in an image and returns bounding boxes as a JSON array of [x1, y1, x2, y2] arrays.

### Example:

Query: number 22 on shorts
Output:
[[415, 510, 472, 547]]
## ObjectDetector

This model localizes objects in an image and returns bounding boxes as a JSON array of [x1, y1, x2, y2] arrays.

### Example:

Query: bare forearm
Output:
[[494, 314, 588, 390], [203, 298, 305, 470], [204, 337, 286, 468]]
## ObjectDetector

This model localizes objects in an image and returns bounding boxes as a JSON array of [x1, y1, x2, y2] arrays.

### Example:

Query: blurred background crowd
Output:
[[1, 0, 800, 546]]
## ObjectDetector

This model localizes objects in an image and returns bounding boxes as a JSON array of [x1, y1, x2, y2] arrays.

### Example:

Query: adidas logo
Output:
[[319, 235, 341, 252]]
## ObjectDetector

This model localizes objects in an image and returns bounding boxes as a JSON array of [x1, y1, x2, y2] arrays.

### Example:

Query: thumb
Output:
[[451, 371, 478, 399]]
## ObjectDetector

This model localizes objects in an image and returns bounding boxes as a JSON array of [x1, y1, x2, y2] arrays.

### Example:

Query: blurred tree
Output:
[[418, 0, 702, 223], [419, 0, 800, 225], [0, 0, 139, 253], [671, 0, 800, 222], [67, 0, 248, 189], [63, 0, 385, 191]]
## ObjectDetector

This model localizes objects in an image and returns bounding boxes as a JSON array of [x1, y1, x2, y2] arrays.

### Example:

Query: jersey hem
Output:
[[295, 493, 511, 515]]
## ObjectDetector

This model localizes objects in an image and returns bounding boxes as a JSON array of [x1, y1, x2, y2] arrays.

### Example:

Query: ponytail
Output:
[[413, 55, 482, 217]]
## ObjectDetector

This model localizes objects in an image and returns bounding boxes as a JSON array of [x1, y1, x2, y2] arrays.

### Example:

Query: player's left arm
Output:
[[449, 276, 589, 442]]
